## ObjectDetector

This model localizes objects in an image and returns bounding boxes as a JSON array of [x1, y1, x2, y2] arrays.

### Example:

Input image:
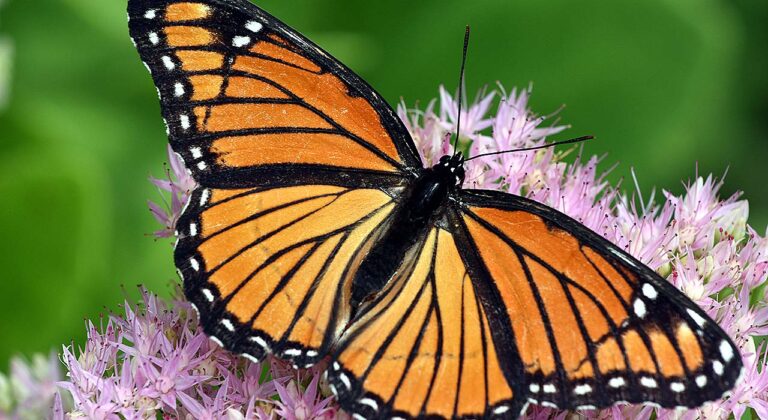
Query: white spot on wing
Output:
[[306, 350, 318, 358], [249, 336, 270, 351], [351, 414, 366, 420], [189, 223, 198, 236], [543, 384, 556, 393], [284, 348, 302, 356], [493, 405, 510, 415], [149, 32, 159, 45], [174, 82, 185, 97], [209, 336, 224, 347], [720, 340, 734, 362], [180, 114, 191, 130], [201, 288, 214, 302], [529, 383, 540, 393], [640, 377, 657, 388], [221, 319, 235, 332], [642, 283, 658, 299], [696, 375, 707, 387], [190, 147, 203, 159], [608, 377, 625, 388], [162, 56, 175, 70], [197, 161, 207, 170], [144, 10, 157, 19], [687, 308, 706, 328], [670, 382, 685, 393], [339, 373, 352, 390], [359, 398, 378, 411], [189, 257, 200, 271], [574, 384, 592, 395], [232, 36, 251, 47], [541, 402, 558, 409], [245, 21, 263, 33], [634, 298, 647, 318], [713, 360, 724, 375], [200, 189, 210, 206]]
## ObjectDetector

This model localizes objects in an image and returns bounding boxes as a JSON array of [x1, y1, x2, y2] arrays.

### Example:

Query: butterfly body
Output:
[[129, 0, 742, 418], [351, 154, 464, 310]]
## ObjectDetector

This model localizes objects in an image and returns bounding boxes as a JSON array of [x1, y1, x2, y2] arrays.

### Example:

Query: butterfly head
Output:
[[435, 153, 466, 187]]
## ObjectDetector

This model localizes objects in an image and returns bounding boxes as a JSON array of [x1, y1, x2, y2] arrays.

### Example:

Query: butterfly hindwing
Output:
[[454, 190, 742, 411], [128, 0, 422, 189], [328, 227, 526, 419]]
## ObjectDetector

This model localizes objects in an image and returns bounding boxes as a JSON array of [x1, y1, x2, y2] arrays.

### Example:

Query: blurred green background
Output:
[[0, 0, 766, 367]]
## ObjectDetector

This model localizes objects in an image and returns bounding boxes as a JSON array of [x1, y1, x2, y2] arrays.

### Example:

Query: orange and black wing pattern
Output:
[[128, 0, 421, 189], [328, 227, 527, 419], [175, 184, 397, 367], [452, 190, 742, 412], [128, 0, 421, 367], [324, 190, 741, 419]]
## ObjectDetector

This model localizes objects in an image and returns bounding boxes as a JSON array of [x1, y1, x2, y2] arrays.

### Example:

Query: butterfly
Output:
[[128, 0, 742, 418]]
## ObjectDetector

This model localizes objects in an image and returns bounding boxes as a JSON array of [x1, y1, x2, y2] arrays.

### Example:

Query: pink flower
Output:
[[0, 352, 66, 419], [55, 287, 338, 419], [148, 144, 197, 239], [273, 374, 336, 420], [438, 85, 495, 143]]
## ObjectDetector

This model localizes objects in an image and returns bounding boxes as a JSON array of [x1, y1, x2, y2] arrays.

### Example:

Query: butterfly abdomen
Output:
[[349, 166, 457, 313]]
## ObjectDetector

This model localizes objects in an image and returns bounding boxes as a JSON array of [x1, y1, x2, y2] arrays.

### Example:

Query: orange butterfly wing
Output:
[[174, 185, 397, 366], [329, 228, 525, 418], [128, 0, 421, 367], [455, 190, 742, 410], [326, 190, 741, 418], [128, 0, 421, 190]]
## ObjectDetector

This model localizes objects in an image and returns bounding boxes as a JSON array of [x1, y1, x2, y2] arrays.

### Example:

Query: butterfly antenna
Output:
[[465, 135, 594, 162], [452, 26, 471, 155]]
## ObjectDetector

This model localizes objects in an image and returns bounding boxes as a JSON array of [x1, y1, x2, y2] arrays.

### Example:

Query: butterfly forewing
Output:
[[128, 0, 421, 190], [176, 185, 396, 366], [454, 190, 742, 411]]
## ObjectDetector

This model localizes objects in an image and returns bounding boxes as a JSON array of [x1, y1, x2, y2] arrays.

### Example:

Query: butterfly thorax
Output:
[[348, 154, 465, 314]]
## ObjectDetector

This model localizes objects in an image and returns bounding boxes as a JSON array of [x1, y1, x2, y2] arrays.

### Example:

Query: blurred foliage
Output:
[[0, 0, 765, 367]]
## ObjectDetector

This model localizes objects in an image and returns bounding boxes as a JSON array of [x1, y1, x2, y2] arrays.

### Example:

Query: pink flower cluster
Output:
[[0, 352, 64, 419], [53, 287, 344, 419], [4, 84, 762, 419]]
